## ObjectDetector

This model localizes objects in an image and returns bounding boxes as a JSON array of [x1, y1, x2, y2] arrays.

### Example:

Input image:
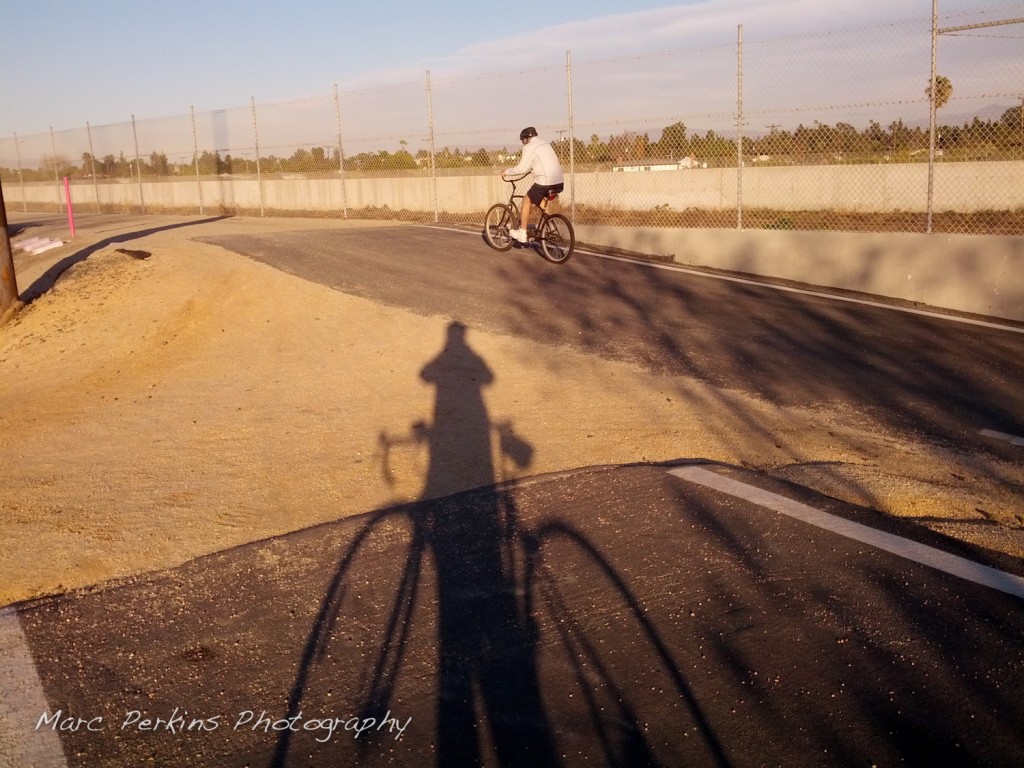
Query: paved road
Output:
[[3, 462, 1023, 767], [3, 215, 1023, 766], [202, 224, 1024, 461]]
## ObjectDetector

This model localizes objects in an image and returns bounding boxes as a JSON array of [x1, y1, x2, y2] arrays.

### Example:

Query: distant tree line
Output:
[[3, 106, 1022, 182], [556, 105, 1024, 167]]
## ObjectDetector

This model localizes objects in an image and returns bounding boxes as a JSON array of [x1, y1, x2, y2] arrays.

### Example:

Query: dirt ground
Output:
[[1, 213, 1022, 607]]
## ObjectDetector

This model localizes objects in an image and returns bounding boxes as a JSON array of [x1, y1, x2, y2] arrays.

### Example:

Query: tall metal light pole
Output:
[[0, 177, 19, 316]]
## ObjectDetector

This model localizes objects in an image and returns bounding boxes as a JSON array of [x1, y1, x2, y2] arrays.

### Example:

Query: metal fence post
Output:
[[927, 0, 939, 234], [191, 106, 204, 216], [251, 97, 264, 217], [736, 24, 744, 231], [426, 70, 438, 224], [334, 84, 348, 219], [86, 121, 100, 213], [131, 115, 145, 212], [566, 50, 576, 222], [49, 127, 63, 214], [13, 133, 26, 213], [928, 9, 1024, 235]]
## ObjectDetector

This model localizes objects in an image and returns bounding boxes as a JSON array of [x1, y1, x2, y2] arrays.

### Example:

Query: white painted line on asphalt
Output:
[[980, 429, 1024, 447], [669, 466, 1024, 601], [595, 252, 1024, 335], [0, 608, 68, 768]]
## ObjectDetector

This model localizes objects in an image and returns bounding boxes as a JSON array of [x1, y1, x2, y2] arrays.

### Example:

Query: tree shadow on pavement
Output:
[[199, 225, 1024, 538], [481, 247, 1024, 541], [273, 321, 727, 767]]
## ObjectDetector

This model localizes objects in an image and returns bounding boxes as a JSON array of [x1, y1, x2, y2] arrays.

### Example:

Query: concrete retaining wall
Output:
[[575, 225, 1024, 323], [7, 160, 1024, 215]]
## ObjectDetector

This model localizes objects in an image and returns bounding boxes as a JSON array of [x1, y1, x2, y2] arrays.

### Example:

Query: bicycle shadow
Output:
[[274, 321, 725, 766]]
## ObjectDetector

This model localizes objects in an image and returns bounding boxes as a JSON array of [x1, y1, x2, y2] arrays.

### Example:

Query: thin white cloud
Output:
[[3, 0, 1020, 162], [411, 0, 928, 76], [334, 0, 952, 145]]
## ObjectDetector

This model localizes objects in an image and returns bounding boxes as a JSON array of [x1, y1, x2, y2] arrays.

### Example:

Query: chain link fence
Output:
[[1, 4, 1021, 235]]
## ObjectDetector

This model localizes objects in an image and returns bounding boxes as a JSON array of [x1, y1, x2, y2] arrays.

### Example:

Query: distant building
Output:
[[612, 156, 704, 171]]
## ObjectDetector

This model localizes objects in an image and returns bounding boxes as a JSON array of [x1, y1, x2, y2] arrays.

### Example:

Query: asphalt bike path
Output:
[[3, 461, 1023, 767]]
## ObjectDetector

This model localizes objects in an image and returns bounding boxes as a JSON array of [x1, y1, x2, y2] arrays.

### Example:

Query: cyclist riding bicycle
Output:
[[501, 126, 564, 243]]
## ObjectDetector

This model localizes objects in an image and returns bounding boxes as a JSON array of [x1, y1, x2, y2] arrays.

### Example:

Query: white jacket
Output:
[[506, 137, 564, 186]]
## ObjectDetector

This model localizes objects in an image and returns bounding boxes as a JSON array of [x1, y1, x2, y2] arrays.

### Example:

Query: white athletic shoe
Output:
[[508, 228, 528, 243]]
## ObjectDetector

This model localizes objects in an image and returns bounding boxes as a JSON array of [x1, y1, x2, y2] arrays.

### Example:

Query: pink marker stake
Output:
[[63, 177, 76, 237]]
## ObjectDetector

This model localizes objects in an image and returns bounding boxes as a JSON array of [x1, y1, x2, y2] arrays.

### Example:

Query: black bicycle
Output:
[[484, 173, 575, 263]]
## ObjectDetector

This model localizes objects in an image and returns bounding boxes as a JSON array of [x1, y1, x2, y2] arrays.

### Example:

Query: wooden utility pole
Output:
[[0, 177, 19, 316]]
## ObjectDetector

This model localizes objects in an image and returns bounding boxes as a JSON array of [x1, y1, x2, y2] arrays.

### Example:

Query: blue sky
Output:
[[1, 0, 1021, 141], [0, 0, 689, 137]]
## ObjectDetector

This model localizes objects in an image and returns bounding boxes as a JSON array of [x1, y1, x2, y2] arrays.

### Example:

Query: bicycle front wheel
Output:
[[539, 213, 575, 264], [484, 204, 515, 251]]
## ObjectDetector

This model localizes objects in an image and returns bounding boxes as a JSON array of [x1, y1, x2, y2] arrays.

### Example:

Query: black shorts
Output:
[[527, 182, 564, 206]]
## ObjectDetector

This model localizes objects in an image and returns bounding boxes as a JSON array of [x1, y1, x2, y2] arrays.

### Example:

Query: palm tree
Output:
[[927, 75, 953, 110]]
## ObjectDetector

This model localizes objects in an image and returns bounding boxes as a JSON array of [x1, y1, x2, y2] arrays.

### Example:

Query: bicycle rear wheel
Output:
[[539, 213, 575, 264], [484, 204, 515, 251]]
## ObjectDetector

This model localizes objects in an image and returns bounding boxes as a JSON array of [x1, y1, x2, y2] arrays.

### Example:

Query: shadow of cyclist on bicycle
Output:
[[413, 320, 559, 766], [274, 321, 559, 767], [274, 321, 712, 767]]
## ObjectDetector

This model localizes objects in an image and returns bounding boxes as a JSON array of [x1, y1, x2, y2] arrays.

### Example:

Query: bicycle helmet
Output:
[[519, 126, 538, 141]]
